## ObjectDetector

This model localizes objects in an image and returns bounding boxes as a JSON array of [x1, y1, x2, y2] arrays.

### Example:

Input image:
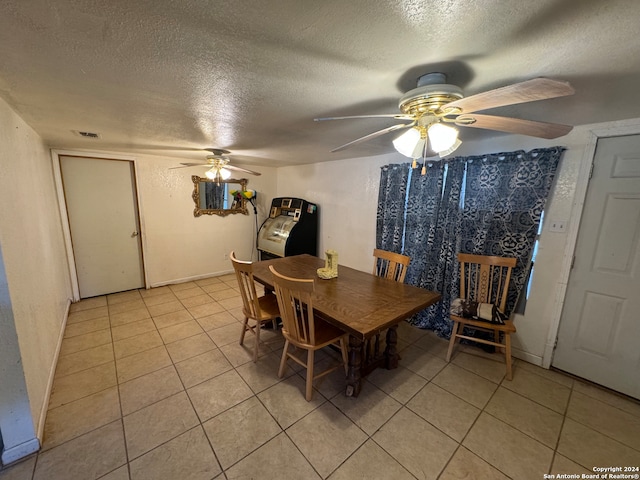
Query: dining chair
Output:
[[367, 249, 412, 364], [372, 248, 411, 283], [446, 253, 518, 380], [269, 265, 349, 401], [230, 251, 281, 362]]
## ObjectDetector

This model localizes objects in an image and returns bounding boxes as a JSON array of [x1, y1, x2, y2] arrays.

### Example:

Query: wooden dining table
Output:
[[251, 254, 441, 397]]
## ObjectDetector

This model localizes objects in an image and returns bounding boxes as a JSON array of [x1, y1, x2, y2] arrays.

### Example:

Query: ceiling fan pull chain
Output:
[[421, 137, 429, 175]]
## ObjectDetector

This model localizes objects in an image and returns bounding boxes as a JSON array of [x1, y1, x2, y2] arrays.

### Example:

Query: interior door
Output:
[[60, 156, 144, 298], [553, 134, 640, 399]]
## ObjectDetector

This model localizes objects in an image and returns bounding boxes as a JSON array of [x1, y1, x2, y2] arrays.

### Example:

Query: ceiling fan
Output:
[[315, 73, 575, 159], [171, 148, 262, 181]]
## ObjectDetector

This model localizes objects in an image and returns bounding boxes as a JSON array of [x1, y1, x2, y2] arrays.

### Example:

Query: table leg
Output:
[[384, 325, 399, 369], [345, 335, 363, 397]]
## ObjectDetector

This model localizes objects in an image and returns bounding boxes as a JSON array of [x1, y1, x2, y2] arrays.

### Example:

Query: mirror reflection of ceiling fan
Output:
[[171, 148, 262, 181], [315, 73, 575, 163]]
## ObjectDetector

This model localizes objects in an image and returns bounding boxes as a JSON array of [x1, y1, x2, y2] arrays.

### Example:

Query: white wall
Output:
[[0, 98, 72, 462], [133, 154, 278, 285], [276, 155, 394, 272], [0, 245, 40, 464], [276, 121, 634, 366]]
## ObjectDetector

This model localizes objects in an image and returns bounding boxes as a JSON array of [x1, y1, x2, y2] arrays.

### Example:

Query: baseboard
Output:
[[511, 346, 543, 367], [36, 298, 71, 441], [148, 269, 233, 289], [1, 438, 40, 465]]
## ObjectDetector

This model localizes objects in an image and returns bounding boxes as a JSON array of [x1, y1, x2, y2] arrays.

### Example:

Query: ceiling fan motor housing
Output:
[[205, 156, 230, 168], [205, 148, 231, 156], [399, 73, 464, 117]]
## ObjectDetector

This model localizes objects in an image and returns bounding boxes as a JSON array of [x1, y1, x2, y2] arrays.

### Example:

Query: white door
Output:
[[553, 134, 640, 399], [60, 156, 144, 298]]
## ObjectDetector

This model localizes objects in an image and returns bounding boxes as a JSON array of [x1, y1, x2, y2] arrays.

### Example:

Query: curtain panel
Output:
[[406, 161, 466, 336], [403, 162, 445, 287], [376, 163, 410, 252], [376, 147, 564, 337], [460, 147, 564, 313]]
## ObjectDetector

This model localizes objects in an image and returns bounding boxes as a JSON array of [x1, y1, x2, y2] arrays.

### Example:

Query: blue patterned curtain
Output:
[[406, 161, 465, 337], [376, 163, 410, 252], [377, 146, 564, 338], [403, 163, 445, 286], [460, 147, 564, 314]]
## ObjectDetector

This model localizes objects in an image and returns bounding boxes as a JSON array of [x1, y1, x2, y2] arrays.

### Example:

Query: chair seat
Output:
[[255, 294, 280, 319], [450, 315, 516, 333], [283, 317, 347, 350]]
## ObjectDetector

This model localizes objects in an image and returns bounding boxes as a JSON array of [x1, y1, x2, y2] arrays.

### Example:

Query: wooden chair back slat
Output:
[[231, 252, 262, 318], [458, 253, 517, 312], [269, 266, 317, 347], [373, 249, 411, 284]]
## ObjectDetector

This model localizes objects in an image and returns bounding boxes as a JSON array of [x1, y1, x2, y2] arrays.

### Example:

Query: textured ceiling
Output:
[[1, 0, 640, 167]]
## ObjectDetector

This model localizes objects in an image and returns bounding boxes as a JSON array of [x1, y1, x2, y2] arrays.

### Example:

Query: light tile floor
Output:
[[2, 273, 640, 480]]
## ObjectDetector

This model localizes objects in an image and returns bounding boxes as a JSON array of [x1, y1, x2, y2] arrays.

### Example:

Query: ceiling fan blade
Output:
[[169, 163, 209, 169], [315, 114, 415, 121], [455, 113, 573, 139], [225, 165, 262, 176], [331, 123, 415, 152], [442, 78, 575, 114]]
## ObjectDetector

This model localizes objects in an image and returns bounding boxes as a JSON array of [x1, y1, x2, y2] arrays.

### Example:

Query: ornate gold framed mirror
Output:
[[192, 176, 248, 217]]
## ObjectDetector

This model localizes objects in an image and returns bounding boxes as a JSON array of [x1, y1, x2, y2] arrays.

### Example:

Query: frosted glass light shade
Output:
[[205, 167, 232, 180], [438, 138, 462, 157], [393, 127, 425, 158], [219, 168, 232, 180], [428, 123, 459, 153]]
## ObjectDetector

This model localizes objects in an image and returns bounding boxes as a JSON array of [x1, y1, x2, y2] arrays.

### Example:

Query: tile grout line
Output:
[[108, 299, 133, 480]]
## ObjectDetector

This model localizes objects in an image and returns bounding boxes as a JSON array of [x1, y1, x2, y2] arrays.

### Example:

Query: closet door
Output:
[[60, 155, 144, 298], [553, 134, 640, 399]]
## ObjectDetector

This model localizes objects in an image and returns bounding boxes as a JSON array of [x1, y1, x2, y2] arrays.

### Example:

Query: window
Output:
[[515, 210, 544, 313]]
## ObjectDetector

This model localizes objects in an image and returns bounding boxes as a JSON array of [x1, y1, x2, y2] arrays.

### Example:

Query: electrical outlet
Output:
[[549, 220, 567, 232]]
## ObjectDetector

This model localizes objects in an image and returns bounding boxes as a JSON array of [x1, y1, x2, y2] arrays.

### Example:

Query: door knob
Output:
[[131, 231, 139, 237]]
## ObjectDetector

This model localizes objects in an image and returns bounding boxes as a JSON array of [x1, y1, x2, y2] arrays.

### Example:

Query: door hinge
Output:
[[589, 163, 594, 179], [570, 255, 576, 269]]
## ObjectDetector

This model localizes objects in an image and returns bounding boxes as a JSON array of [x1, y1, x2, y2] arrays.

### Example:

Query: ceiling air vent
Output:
[[72, 130, 101, 139]]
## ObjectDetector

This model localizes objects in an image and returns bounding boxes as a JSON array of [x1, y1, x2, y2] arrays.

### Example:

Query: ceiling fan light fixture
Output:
[[393, 127, 425, 158], [428, 122, 459, 154], [205, 168, 217, 179], [317, 75, 574, 156]]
